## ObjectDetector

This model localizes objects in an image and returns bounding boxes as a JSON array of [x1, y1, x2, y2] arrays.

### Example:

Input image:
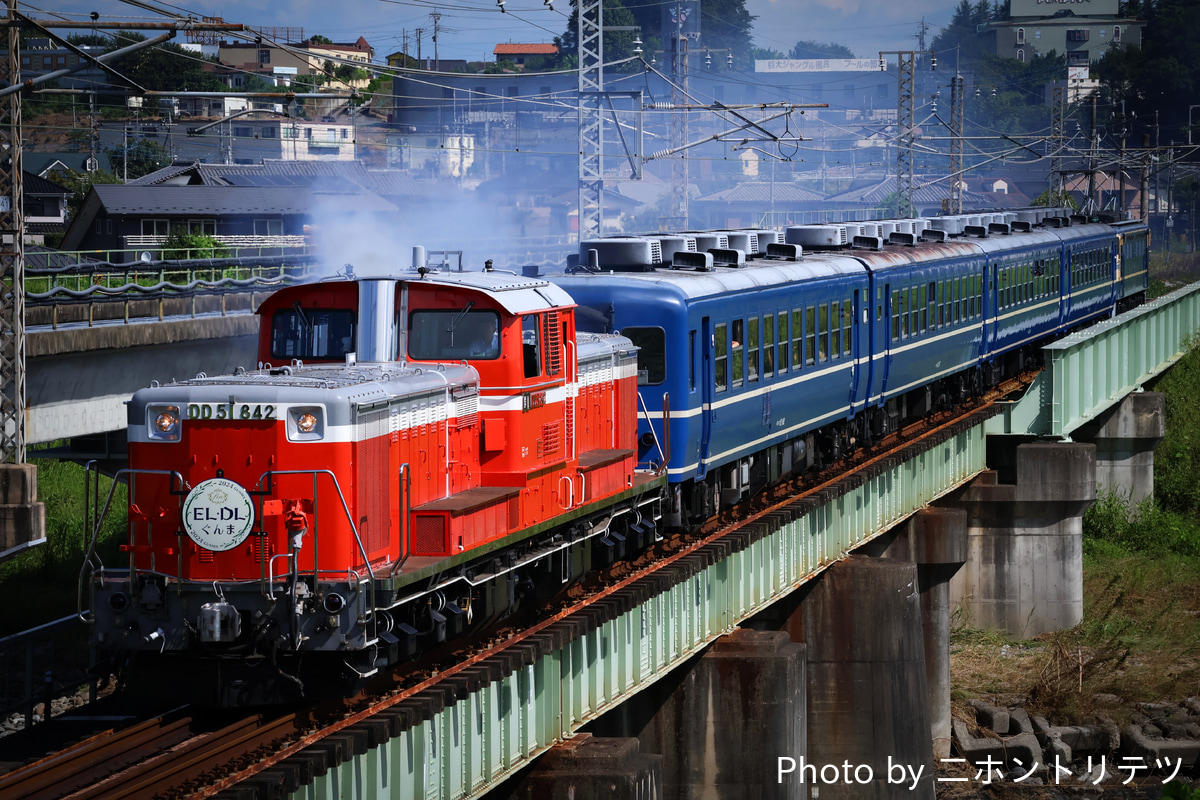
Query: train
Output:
[[79, 207, 1149, 706]]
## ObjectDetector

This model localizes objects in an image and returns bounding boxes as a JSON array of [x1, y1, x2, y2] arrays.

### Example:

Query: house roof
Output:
[[130, 160, 431, 198], [824, 177, 989, 207], [493, 43, 558, 56], [696, 183, 827, 204], [25, 153, 90, 178], [61, 182, 398, 250], [89, 184, 397, 216], [23, 170, 70, 196]]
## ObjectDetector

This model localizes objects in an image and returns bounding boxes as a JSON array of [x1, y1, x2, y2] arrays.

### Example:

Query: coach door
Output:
[[697, 316, 713, 480], [848, 289, 863, 413]]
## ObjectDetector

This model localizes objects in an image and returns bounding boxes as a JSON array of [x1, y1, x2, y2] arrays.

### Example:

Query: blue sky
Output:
[[45, 0, 953, 64]]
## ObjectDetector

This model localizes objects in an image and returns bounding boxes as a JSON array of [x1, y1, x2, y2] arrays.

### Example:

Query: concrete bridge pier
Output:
[[856, 507, 968, 759], [1073, 391, 1165, 506], [778, 557, 936, 800], [502, 734, 662, 799], [587, 628, 807, 799], [0, 463, 45, 559], [944, 441, 1095, 638]]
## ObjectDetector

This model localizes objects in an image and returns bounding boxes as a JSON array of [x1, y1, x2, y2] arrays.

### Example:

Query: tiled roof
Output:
[[825, 178, 989, 207], [91, 184, 398, 215], [696, 183, 827, 204], [493, 43, 558, 55]]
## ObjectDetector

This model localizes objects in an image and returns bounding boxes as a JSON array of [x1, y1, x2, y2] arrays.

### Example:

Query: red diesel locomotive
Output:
[[81, 264, 663, 705]]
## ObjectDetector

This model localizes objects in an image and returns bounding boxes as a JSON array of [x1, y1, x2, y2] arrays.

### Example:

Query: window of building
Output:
[[57, 56, 67, 67], [233, 126, 253, 138], [141, 218, 169, 236], [1016, 27, 1025, 45], [258, 49, 270, 64], [1068, 50, 1089, 65], [1017, 49, 1025, 63], [1113, 26, 1122, 42], [187, 219, 216, 235], [261, 126, 277, 138], [20, 56, 29, 67], [254, 219, 284, 236], [281, 126, 298, 139], [340, 128, 349, 139], [1066, 29, 1090, 43]]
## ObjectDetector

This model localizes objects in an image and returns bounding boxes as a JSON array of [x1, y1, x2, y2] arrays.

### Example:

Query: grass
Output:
[[0, 457, 127, 636], [951, 319, 1200, 724]]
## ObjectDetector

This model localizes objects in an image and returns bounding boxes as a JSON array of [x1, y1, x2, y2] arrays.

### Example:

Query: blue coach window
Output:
[[715, 323, 728, 392], [792, 309, 803, 369], [732, 319, 745, 387], [748, 318, 760, 382], [777, 315, 788, 375], [763, 315, 775, 378], [621, 326, 666, 385]]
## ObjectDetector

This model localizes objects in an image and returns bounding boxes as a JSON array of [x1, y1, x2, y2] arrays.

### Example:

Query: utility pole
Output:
[[948, 73, 964, 214], [668, 5, 689, 231], [881, 51, 917, 218], [1087, 93, 1098, 213], [1050, 85, 1065, 201], [0, 0, 24, 465], [1118, 106, 1127, 217], [415, 28, 424, 68], [577, 0, 603, 237], [430, 12, 441, 72], [1140, 133, 1149, 221]]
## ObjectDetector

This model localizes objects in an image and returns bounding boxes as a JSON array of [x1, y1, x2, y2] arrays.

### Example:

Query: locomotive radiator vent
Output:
[[578, 237, 663, 272], [646, 234, 697, 263], [764, 243, 802, 261], [710, 248, 746, 268], [671, 251, 713, 271]]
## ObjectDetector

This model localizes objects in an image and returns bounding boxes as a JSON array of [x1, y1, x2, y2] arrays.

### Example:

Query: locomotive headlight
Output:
[[286, 406, 325, 441], [146, 404, 181, 441]]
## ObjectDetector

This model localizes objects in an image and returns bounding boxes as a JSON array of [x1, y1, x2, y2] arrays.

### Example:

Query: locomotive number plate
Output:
[[187, 402, 277, 421]]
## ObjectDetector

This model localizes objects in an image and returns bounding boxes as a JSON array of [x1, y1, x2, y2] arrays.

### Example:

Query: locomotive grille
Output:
[[253, 537, 274, 562], [455, 394, 478, 429], [540, 420, 562, 458], [198, 547, 214, 563], [649, 240, 663, 264], [543, 312, 562, 376], [413, 515, 447, 555], [356, 408, 390, 555]]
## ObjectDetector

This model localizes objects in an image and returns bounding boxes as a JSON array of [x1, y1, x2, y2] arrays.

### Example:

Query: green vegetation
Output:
[[0, 458, 127, 636], [953, 332, 1200, 722], [159, 228, 230, 260]]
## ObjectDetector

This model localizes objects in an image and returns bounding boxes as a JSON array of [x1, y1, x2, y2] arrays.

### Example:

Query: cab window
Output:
[[271, 307, 356, 360], [522, 315, 541, 378], [408, 309, 501, 361]]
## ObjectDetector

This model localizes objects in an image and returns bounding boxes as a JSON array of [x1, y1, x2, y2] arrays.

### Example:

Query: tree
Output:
[[67, 33, 110, 47], [102, 33, 226, 93], [1093, 0, 1200, 139], [556, 0, 755, 70], [555, 0, 641, 72], [106, 139, 171, 181], [307, 35, 333, 45], [787, 40, 854, 60], [930, 0, 995, 63], [45, 167, 119, 219]]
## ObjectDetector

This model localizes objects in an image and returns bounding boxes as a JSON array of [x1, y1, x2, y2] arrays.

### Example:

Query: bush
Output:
[[159, 228, 230, 260]]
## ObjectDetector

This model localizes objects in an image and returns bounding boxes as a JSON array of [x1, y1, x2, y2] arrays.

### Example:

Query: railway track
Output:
[[0, 377, 1026, 799]]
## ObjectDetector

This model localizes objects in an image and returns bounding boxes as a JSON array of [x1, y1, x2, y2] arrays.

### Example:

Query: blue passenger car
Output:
[[550, 210, 1147, 525]]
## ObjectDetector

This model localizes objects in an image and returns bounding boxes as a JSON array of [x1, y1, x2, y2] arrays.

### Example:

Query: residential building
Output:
[[60, 160, 410, 259], [979, 0, 1145, 66], [493, 43, 558, 68]]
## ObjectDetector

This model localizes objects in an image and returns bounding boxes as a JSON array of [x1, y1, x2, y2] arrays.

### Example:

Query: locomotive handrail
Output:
[[77, 466, 187, 624], [390, 464, 412, 578], [558, 474, 575, 509], [661, 392, 671, 475], [636, 392, 667, 472]]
